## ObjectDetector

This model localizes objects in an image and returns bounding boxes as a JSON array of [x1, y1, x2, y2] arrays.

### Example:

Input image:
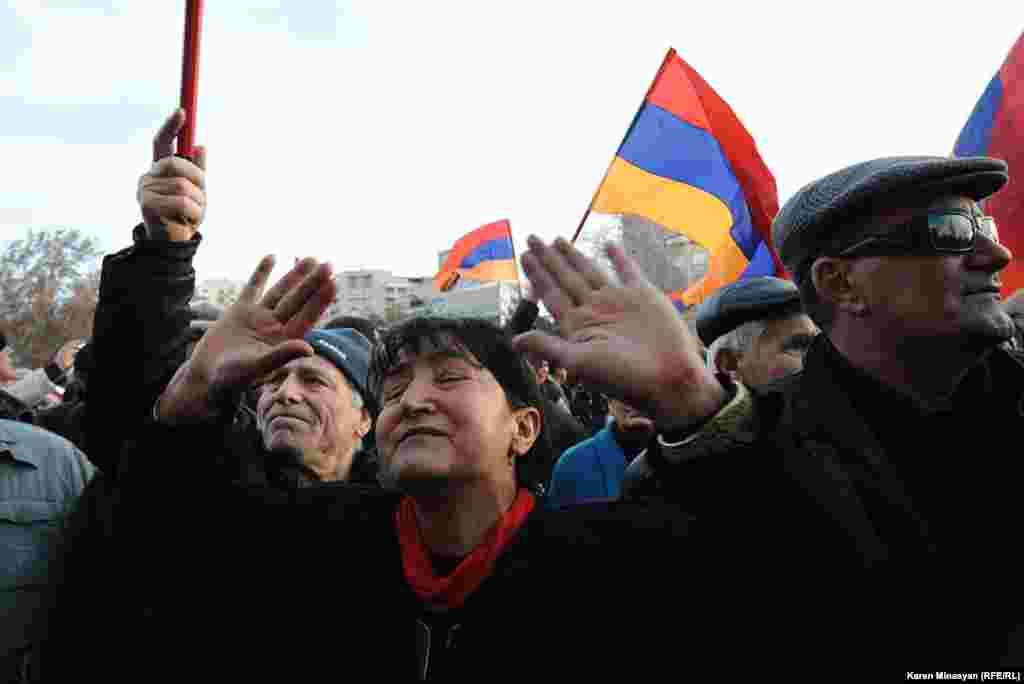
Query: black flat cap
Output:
[[773, 156, 1009, 282], [695, 276, 802, 347]]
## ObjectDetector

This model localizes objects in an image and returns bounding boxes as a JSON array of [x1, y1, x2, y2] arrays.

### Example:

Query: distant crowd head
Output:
[[698, 277, 818, 388]]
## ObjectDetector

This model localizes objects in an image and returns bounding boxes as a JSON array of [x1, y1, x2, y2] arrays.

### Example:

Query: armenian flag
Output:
[[576, 48, 781, 307], [954, 31, 1024, 298], [435, 219, 518, 292]]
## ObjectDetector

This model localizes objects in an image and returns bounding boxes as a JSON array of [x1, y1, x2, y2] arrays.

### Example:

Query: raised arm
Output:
[[155, 255, 336, 424], [84, 110, 207, 472]]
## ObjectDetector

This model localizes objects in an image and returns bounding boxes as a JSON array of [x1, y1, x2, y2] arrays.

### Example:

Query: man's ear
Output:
[[812, 257, 866, 316], [356, 407, 372, 438], [510, 406, 542, 457], [713, 347, 742, 377]]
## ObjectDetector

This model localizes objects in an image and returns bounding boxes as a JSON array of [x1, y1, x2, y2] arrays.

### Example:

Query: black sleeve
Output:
[[620, 382, 773, 518], [84, 225, 201, 474], [504, 299, 539, 336]]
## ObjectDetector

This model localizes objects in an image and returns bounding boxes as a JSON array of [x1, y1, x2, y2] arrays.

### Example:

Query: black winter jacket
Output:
[[42, 230, 721, 680], [625, 334, 1024, 671]]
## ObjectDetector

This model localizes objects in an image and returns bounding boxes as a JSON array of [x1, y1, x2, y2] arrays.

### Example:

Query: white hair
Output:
[[706, 319, 766, 373]]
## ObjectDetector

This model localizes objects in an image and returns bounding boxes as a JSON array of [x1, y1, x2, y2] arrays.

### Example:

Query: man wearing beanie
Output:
[[611, 155, 1024, 670], [251, 327, 372, 483], [44, 112, 399, 681]]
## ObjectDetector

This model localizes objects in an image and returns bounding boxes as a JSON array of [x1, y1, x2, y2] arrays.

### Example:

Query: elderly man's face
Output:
[[847, 196, 1014, 344], [737, 314, 819, 388], [255, 355, 370, 480]]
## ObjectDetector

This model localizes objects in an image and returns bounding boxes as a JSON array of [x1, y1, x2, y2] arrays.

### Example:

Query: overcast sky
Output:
[[3, 1, 1023, 284]]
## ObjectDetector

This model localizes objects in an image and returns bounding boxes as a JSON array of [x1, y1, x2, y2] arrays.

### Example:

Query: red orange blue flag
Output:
[[575, 48, 782, 308], [435, 219, 518, 292], [954, 31, 1024, 298]]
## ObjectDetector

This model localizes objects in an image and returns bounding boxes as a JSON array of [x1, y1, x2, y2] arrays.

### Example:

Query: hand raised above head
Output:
[[512, 236, 726, 431], [157, 255, 337, 423], [137, 109, 207, 242]]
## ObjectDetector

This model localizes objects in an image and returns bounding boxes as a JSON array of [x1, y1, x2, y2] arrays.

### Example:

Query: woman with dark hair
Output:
[[57, 250, 700, 680], [353, 315, 698, 679], [370, 316, 552, 495]]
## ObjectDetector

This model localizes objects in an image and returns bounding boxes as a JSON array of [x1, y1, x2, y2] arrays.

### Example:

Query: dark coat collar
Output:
[[765, 336, 1024, 567]]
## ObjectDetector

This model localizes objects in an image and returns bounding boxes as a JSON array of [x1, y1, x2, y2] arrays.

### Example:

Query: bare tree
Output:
[[61, 268, 102, 342], [575, 213, 708, 295], [0, 228, 102, 368]]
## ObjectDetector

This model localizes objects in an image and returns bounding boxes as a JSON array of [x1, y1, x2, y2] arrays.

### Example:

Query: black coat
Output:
[[46, 415, 719, 681], [84, 225, 199, 474], [626, 334, 1024, 671], [42, 229, 720, 680]]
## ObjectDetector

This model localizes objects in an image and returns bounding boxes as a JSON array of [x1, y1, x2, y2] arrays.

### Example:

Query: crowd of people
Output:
[[3, 107, 1024, 680]]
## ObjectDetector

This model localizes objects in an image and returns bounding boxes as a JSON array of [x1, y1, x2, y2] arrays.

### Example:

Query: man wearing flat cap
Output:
[[621, 155, 1024, 668], [514, 155, 1024, 671], [696, 276, 818, 388]]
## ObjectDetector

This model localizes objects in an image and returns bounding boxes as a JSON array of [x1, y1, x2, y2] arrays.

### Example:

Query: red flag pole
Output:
[[570, 48, 676, 244], [177, 0, 204, 158]]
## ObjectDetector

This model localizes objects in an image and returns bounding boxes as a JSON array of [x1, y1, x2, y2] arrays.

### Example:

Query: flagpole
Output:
[[177, 0, 204, 159], [570, 48, 676, 244]]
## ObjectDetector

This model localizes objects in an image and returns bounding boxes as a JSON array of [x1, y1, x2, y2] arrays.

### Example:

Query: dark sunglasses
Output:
[[836, 209, 999, 257]]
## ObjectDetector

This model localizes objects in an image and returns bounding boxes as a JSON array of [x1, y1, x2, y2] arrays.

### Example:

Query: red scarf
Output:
[[396, 489, 535, 611]]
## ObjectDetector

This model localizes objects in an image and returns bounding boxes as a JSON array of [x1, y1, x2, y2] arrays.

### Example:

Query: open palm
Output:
[[194, 256, 337, 392], [513, 237, 726, 430], [160, 255, 336, 422]]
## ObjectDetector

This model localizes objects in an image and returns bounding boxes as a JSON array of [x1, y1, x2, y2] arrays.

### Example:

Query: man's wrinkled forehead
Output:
[[259, 353, 343, 386]]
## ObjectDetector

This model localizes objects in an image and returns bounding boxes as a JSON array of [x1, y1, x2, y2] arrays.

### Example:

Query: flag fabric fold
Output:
[[954, 31, 1024, 298], [581, 48, 782, 306], [435, 219, 518, 291]]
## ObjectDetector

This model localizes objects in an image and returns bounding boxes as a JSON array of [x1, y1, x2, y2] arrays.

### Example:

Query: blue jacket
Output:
[[0, 419, 94, 656], [546, 423, 629, 508]]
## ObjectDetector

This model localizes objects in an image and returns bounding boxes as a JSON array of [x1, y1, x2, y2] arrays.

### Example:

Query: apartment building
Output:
[[324, 269, 438, 321]]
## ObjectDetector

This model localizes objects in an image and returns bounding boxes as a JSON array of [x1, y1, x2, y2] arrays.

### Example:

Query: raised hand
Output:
[[512, 236, 727, 431], [157, 255, 337, 422], [137, 109, 207, 241]]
